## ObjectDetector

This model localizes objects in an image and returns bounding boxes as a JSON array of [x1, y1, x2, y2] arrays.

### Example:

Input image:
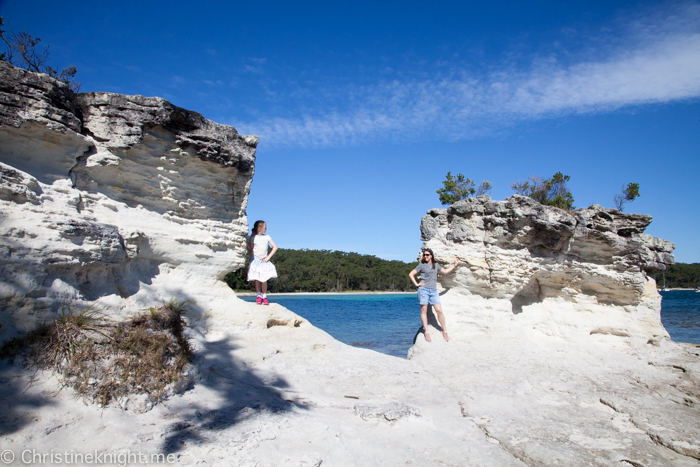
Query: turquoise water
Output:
[[660, 290, 700, 345], [242, 294, 418, 358], [242, 290, 700, 358]]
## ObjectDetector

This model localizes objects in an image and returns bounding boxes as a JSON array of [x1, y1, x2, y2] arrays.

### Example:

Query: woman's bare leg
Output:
[[255, 280, 262, 293], [420, 304, 431, 342], [261, 281, 267, 295], [433, 304, 449, 341]]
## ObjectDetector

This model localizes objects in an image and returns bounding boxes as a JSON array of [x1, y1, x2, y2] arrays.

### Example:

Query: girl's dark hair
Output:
[[421, 248, 436, 269], [252, 220, 265, 236]]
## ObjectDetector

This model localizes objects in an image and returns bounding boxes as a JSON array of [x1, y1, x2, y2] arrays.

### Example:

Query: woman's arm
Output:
[[263, 238, 278, 262], [409, 269, 424, 287], [438, 258, 460, 275], [247, 236, 254, 254]]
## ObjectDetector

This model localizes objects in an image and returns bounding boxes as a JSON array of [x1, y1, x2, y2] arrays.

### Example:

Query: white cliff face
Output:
[[0, 61, 257, 338], [417, 195, 675, 344]]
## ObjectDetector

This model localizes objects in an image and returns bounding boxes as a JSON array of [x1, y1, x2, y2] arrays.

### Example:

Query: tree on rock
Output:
[[613, 182, 640, 212], [437, 172, 492, 205], [475, 180, 492, 196], [511, 172, 575, 210], [0, 17, 80, 91]]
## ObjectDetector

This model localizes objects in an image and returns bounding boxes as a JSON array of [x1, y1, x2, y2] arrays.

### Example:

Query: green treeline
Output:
[[660, 263, 700, 289], [224, 250, 700, 292], [225, 249, 419, 293]]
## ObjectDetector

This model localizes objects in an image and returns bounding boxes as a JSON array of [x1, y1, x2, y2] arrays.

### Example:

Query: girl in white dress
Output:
[[247, 220, 278, 305]]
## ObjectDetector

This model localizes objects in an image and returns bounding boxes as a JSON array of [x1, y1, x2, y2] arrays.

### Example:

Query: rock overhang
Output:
[[0, 61, 257, 340]]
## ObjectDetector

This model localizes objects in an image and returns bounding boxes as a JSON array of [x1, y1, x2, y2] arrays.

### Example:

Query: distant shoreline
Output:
[[236, 291, 415, 297], [236, 289, 697, 296]]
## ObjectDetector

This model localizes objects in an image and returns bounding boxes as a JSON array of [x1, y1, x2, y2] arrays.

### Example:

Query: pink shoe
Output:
[[262, 298, 269, 305], [256, 296, 262, 304]]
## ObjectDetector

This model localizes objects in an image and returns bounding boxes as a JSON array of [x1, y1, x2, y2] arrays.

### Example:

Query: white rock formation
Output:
[[417, 195, 676, 344], [0, 61, 257, 338], [408, 196, 699, 466], [0, 63, 698, 467]]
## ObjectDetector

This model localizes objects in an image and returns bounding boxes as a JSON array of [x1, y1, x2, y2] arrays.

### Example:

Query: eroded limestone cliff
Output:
[[0, 61, 257, 339], [417, 195, 675, 343], [407, 197, 700, 466]]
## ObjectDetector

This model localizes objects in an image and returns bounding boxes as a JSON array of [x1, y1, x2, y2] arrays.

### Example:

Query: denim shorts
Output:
[[418, 286, 441, 306]]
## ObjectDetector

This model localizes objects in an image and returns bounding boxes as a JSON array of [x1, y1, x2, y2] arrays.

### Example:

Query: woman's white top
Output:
[[251, 234, 272, 259]]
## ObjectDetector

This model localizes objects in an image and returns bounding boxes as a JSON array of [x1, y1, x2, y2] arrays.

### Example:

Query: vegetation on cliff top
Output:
[[0, 17, 80, 91], [225, 248, 419, 293], [511, 172, 576, 210], [614, 182, 641, 212], [438, 171, 640, 212], [436, 172, 492, 205]]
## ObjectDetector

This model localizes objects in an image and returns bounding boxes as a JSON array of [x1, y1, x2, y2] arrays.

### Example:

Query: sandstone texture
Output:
[[409, 195, 699, 466], [1, 63, 698, 467], [419, 195, 676, 339], [0, 61, 257, 339]]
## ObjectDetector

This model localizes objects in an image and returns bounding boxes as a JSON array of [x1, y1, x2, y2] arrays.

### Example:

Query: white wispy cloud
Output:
[[236, 3, 700, 147]]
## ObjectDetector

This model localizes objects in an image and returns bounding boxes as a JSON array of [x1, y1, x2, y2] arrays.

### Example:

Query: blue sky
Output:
[[2, 0, 698, 263]]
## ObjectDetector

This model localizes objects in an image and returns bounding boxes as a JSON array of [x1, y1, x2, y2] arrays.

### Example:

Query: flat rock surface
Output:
[[1, 296, 699, 467]]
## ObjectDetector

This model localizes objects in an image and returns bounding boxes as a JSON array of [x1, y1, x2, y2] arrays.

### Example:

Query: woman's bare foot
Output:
[[424, 331, 432, 342], [442, 331, 449, 342]]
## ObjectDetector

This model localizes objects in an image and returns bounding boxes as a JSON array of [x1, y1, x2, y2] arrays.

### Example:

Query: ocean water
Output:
[[241, 290, 700, 358], [660, 290, 700, 345], [242, 294, 419, 358]]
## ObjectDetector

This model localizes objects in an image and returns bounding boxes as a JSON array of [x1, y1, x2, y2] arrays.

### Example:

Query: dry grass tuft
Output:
[[1, 299, 194, 407], [0, 303, 109, 369]]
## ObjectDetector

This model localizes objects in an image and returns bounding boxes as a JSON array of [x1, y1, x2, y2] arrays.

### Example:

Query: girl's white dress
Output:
[[247, 234, 278, 282]]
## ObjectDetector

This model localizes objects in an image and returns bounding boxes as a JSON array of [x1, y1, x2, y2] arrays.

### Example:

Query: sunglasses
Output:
[[423, 253, 432, 257]]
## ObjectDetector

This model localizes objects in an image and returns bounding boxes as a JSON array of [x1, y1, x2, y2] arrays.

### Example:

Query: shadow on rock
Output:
[[0, 360, 56, 436], [413, 304, 444, 343], [511, 275, 542, 314], [161, 334, 305, 454]]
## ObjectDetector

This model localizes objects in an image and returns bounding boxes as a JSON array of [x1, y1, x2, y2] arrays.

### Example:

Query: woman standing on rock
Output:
[[247, 220, 278, 305], [409, 249, 459, 342]]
